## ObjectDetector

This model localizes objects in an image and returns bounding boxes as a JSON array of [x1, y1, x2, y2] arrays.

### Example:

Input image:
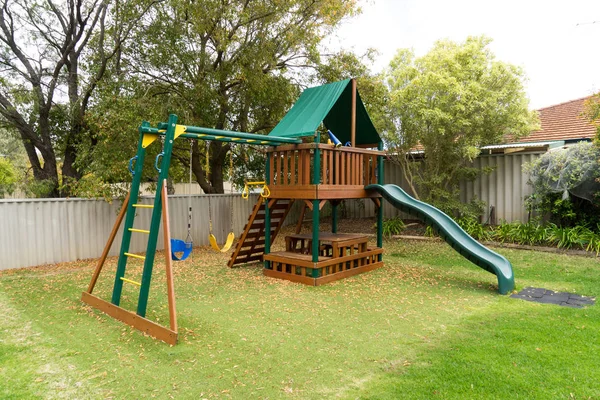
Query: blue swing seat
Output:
[[170, 239, 192, 261]]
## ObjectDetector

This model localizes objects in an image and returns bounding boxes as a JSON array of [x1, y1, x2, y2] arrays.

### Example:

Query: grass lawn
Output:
[[1, 225, 599, 399]]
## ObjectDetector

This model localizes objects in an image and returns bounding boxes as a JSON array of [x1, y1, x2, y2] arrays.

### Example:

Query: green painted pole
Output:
[[111, 123, 149, 306], [264, 153, 271, 270], [137, 114, 178, 317], [149, 124, 302, 145], [312, 133, 321, 273], [377, 141, 384, 261]]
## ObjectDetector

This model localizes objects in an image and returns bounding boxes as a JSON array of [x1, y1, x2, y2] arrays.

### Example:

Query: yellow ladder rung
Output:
[[128, 228, 150, 234], [133, 204, 154, 208], [120, 277, 141, 286], [124, 252, 146, 260]]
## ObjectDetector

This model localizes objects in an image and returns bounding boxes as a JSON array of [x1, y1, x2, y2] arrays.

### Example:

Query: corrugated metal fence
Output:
[[458, 152, 541, 223], [0, 154, 541, 270], [384, 152, 542, 223], [0, 194, 260, 271]]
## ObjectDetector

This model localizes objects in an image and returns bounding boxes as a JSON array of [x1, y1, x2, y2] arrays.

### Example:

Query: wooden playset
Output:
[[82, 78, 515, 345]]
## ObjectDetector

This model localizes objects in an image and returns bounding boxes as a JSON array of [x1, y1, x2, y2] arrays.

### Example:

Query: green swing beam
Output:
[[140, 124, 302, 147]]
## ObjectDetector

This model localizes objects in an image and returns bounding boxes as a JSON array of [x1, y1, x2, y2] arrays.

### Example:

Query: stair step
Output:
[[236, 247, 265, 257], [233, 255, 263, 264], [229, 197, 294, 268]]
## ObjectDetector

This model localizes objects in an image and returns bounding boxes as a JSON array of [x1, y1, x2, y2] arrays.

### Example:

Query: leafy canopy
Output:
[[86, 0, 361, 195], [384, 36, 539, 217]]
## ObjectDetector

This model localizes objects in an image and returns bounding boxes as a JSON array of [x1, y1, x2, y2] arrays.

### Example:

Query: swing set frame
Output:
[[82, 115, 301, 344]]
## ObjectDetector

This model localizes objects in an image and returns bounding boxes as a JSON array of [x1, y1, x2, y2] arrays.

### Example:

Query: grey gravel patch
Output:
[[511, 287, 595, 308]]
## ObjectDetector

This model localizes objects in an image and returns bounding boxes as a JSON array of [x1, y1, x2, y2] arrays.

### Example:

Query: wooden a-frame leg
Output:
[[161, 181, 178, 333], [86, 191, 131, 294]]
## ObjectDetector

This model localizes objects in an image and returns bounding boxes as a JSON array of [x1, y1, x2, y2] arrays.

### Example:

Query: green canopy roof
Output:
[[269, 79, 381, 146]]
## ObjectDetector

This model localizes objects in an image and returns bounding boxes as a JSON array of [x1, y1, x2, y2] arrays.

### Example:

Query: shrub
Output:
[[380, 217, 406, 238], [456, 216, 492, 241]]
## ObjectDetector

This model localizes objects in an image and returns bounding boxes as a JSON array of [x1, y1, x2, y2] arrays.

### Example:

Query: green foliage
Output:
[[61, 174, 115, 202], [583, 94, 600, 142], [491, 220, 547, 246], [524, 142, 600, 228], [0, 157, 16, 197], [380, 217, 406, 238], [455, 216, 492, 241], [424, 225, 436, 238], [490, 220, 600, 253], [100, 0, 361, 194], [22, 179, 58, 198], [385, 36, 539, 216]]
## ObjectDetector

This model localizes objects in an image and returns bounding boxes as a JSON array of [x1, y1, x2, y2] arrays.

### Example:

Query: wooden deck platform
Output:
[[263, 232, 383, 286]]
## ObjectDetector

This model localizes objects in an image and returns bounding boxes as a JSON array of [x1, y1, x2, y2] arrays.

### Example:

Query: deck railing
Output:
[[268, 144, 381, 188]]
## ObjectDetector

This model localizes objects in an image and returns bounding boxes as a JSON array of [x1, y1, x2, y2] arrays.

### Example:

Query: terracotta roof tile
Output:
[[518, 96, 599, 143]]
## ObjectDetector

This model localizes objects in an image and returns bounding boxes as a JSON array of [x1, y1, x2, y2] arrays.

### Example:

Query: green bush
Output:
[[456, 217, 492, 241], [380, 217, 406, 238]]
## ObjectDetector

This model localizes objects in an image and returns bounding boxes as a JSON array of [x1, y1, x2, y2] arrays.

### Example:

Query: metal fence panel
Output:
[[0, 193, 259, 271], [0, 154, 542, 271]]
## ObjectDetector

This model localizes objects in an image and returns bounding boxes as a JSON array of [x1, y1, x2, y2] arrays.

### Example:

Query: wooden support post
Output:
[[161, 181, 177, 333], [350, 78, 357, 147], [377, 141, 384, 261], [331, 200, 338, 234], [264, 154, 272, 269], [296, 202, 307, 234], [87, 191, 130, 294]]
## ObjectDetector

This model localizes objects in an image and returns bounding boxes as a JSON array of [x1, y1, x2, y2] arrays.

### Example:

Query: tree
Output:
[[385, 36, 539, 217], [584, 93, 600, 143], [0, 0, 153, 197], [0, 156, 16, 196], [100, 0, 360, 194]]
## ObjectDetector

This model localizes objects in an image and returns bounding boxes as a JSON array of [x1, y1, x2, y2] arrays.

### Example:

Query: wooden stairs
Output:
[[228, 197, 294, 267]]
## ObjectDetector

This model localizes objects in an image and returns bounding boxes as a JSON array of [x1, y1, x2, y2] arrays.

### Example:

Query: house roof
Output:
[[520, 96, 598, 143], [269, 79, 381, 146]]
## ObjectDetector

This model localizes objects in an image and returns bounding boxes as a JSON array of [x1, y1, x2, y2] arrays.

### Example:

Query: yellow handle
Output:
[[242, 184, 249, 200], [261, 184, 271, 198]]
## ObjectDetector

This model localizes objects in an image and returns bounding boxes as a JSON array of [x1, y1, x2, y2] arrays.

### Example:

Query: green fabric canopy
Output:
[[268, 79, 381, 146]]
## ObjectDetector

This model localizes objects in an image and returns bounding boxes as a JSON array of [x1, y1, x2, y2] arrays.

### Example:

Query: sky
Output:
[[329, 0, 600, 110]]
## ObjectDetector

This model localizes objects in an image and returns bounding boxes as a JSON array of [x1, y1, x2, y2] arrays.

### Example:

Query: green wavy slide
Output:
[[366, 184, 514, 294]]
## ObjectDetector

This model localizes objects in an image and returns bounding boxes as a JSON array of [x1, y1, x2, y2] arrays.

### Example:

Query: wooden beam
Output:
[[161, 181, 177, 333], [303, 199, 314, 211], [81, 292, 177, 345], [318, 199, 327, 210], [86, 191, 131, 294], [370, 198, 381, 208], [268, 198, 277, 208], [350, 78, 357, 147]]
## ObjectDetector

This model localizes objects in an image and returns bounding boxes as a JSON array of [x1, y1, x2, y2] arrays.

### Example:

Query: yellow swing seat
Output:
[[209, 232, 235, 253]]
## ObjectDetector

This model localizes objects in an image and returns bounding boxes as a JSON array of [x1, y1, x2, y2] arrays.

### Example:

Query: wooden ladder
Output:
[[228, 197, 294, 267]]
